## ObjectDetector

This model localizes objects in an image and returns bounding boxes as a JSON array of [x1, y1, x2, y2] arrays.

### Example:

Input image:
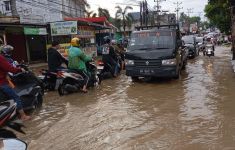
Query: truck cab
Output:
[[125, 25, 187, 80]]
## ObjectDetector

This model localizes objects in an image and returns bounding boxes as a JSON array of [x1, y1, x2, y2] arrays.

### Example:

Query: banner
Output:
[[24, 27, 47, 35], [50, 21, 77, 36]]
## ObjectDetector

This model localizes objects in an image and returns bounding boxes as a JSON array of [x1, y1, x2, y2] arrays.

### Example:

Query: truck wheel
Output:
[[131, 77, 139, 82]]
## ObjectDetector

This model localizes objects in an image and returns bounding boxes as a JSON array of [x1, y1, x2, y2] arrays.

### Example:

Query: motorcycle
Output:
[[38, 69, 66, 91], [0, 100, 28, 150], [58, 62, 101, 96], [97, 56, 121, 79], [204, 44, 215, 57], [0, 63, 44, 111]]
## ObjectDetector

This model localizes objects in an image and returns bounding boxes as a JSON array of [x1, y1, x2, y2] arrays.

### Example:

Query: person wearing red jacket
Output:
[[0, 54, 31, 121]]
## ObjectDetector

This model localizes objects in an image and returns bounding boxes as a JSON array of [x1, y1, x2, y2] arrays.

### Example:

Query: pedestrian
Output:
[[0, 54, 31, 121]]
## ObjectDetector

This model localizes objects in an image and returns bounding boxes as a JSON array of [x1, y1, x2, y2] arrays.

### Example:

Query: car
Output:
[[125, 24, 188, 80], [182, 35, 199, 58], [196, 37, 205, 51]]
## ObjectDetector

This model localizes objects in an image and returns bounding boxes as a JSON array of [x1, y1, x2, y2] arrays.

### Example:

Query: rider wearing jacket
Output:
[[48, 41, 68, 72], [0, 49, 31, 121], [102, 37, 119, 77], [68, 37, 92, 93]]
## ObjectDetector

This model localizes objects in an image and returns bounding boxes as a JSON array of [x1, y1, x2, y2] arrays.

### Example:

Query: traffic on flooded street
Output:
[[22, 46, 235, 150], [1, 0, 235, 150]]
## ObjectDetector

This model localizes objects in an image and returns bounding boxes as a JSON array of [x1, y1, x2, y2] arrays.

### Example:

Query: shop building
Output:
[[0, 23, 48, 63]]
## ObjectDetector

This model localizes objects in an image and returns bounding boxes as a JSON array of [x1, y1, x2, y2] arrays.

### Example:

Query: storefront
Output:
[[49, 20, 109, 58], [0, 23, 48, 63]]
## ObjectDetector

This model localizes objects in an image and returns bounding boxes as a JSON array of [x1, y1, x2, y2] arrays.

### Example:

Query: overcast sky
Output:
[[87, 0, 208, 21]]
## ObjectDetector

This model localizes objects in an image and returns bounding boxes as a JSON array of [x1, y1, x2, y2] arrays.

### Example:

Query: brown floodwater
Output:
[[21, 46, 235, 150]]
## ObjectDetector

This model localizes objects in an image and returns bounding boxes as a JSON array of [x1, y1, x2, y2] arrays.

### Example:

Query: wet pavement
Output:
[[22, 46, 235, 150]]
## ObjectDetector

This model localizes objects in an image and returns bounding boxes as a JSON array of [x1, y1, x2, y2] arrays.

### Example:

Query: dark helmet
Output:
[[104, 36, 111, 44], [1, 45, 14, 55]]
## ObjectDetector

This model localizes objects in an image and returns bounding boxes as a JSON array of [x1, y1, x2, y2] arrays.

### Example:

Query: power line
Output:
[[186, 8, 193, 17], [154, 0, 166, 24], [174, 1, 183, 23]]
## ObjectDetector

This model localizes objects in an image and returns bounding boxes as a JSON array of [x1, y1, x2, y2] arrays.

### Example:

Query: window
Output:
[[4, 1, 11, 11]]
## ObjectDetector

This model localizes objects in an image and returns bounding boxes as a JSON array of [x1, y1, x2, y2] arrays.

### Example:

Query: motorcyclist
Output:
[[102, 37, 120, 77], [68, 37, 92, 93], [48, 41, 68, 72], [0, 54, 31, 121], [0, 45, 14, 64]]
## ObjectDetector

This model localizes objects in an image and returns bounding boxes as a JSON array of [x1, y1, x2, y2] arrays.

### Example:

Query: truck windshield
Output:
[[128, 31, 175, 51]]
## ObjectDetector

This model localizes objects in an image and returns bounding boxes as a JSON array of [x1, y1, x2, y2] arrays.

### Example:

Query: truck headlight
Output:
[[162, 58, 177, 65], [125, 60, 134, 65]]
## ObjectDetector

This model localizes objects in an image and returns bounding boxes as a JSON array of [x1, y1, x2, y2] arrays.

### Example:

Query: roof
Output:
[[64, 17, 110, 30], [0, 22, 47, 28], [64, 17, 117, 30]]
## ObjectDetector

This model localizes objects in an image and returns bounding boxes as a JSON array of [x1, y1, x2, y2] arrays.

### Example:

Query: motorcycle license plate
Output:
[[208, 51, 211, 54], [97, 66, 104, 70]]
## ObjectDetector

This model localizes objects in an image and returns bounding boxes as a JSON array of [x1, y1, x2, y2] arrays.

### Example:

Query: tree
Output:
[[98, 7, 111, 21], [85, 10, 97, 18], [115, 6, 133, 35], [204, 0, 231, 34]]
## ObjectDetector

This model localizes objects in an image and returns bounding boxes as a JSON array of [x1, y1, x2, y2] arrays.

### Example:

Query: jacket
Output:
[[68, 46, 91, 72], [0, 54, 21, 85], [48, 47, 68, 72]]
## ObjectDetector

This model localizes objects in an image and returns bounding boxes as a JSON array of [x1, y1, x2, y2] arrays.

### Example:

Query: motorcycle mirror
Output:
[[1, 138, 27, 150]]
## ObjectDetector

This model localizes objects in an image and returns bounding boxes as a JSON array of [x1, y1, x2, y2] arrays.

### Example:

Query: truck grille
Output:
[[134, 60, 162, 67]]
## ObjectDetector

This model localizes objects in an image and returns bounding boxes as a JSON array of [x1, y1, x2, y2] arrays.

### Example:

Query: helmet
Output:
[[71, 37, 80, 47], [1, 45, 14, 55], [104, 36, 111, 44]]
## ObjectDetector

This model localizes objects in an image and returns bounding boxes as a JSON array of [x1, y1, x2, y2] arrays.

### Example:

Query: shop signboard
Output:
[[78, 26, 95, 38], [24, 27, 47, 35], [50, 21, 77, 36]]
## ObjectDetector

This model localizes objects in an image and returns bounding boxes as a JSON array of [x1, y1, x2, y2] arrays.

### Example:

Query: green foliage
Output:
[[115, 6, 133, 32], [204, 0, 231, 34]]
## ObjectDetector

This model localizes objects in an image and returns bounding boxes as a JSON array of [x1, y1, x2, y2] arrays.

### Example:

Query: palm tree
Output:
[[115, 6, 133, 36], [98, 7, 111, 20], [85, 10, 97, 18]]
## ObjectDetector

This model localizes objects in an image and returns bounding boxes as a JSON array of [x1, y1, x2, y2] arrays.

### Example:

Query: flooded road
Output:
[[23, 46, 235, 150]]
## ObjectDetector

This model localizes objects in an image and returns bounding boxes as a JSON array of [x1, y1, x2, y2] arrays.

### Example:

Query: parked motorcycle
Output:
[[58, 62, 101, 96], [0, 63, 44, 111], [0, 100, 28, 150]]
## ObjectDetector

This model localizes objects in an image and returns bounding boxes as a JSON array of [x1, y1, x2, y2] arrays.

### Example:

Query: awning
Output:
[[64, 18, 110, 30]]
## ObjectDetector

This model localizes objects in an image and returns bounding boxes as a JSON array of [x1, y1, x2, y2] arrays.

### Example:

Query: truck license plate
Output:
[[140, 69, 151, 74]]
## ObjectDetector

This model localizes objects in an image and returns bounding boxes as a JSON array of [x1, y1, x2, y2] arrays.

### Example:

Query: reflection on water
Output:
[[24, 47, 235, 150]]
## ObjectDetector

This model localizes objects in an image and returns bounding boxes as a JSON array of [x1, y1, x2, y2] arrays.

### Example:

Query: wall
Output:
[[0, 0, 85, 24]]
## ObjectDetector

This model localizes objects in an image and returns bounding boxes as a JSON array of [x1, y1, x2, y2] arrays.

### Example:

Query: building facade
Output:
[[0, 0, 86, 24]]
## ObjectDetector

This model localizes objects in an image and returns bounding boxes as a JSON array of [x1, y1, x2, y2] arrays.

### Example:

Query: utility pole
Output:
[[187, 8, 193, 17], [154, 0, 166, 25], [174, 1, 183, 23], [186, 8, 193, 34]]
